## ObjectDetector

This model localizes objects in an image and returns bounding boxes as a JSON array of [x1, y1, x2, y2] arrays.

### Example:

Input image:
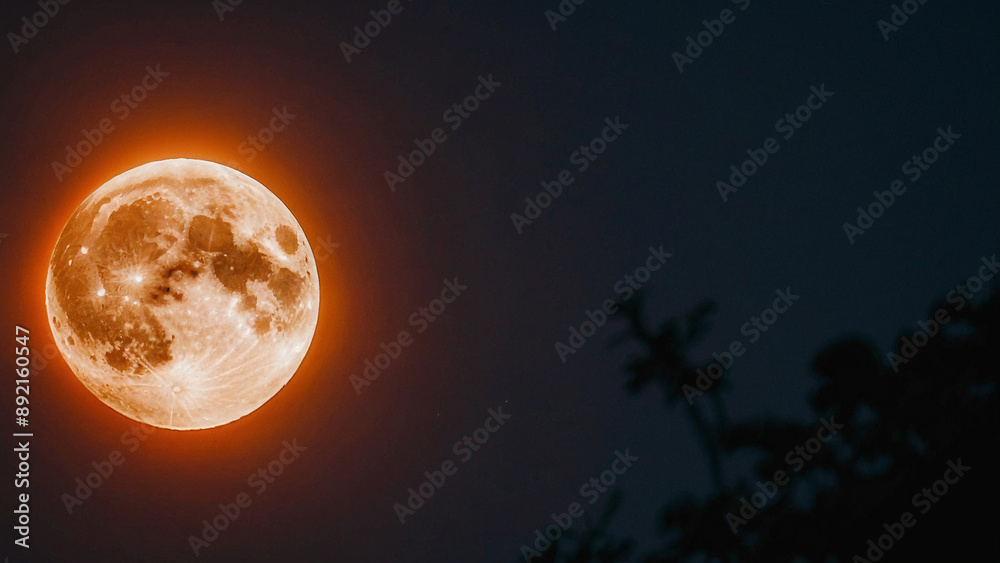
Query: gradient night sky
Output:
[[1, 0, 998, 561]]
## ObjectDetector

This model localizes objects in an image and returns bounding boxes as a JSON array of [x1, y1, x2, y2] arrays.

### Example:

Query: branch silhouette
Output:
[[520, 287, 999, 562]]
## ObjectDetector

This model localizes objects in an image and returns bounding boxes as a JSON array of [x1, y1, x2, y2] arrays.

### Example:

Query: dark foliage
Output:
[[522, 289, 999, 562]]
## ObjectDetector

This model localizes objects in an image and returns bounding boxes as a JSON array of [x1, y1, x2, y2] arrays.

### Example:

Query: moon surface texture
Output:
[[45, 159, 320, 430]]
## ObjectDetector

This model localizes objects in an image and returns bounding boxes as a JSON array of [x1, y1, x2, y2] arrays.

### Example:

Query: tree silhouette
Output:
[[520, 288, 999, 562]]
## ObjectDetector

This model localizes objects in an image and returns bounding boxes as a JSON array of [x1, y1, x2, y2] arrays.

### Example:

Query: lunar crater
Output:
[[46, 159, 320, 430]]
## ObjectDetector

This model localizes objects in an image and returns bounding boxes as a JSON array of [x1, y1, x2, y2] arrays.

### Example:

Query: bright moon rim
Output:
[[45, 159, 320, 430]]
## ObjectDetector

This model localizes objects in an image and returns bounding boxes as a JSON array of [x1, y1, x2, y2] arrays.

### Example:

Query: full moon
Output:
[[45, 159, 320, 430]]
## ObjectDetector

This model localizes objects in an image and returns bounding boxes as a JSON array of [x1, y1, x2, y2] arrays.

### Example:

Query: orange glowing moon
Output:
[[45, 159, 320, 430]]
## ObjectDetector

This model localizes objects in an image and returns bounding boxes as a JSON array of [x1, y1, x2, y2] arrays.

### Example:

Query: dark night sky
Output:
[[1, 0, 998, 561]]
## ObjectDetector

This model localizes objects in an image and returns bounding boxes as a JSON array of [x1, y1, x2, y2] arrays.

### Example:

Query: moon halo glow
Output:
[[45, 159, 320, 430]]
